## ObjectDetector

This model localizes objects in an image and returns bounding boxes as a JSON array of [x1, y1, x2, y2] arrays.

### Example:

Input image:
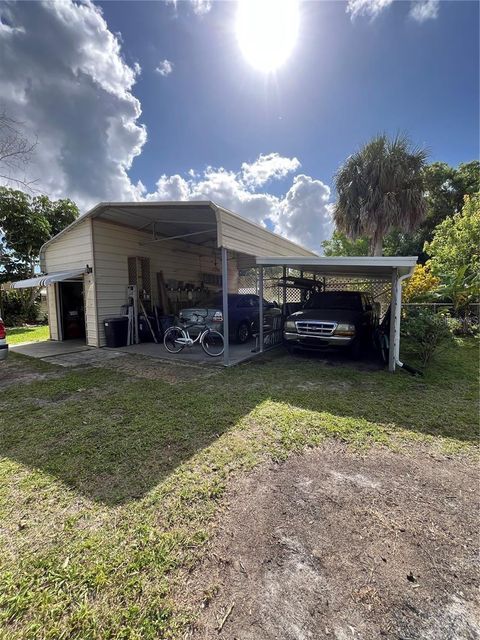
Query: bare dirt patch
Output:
[[187, 443, 479, 640], [0, 356, 61, 389], [96, 354, 217, 384]]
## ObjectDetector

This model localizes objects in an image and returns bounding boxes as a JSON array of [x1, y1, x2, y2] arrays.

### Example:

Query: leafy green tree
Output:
[[384, 160, 480, 259], [328, 160, 479, 259], [426, 193, 480, 279], [322, 230, 368, 256], [0, 187, 79, 283], [432, 266, 479, 316], [425, 194, 480, 314], [333, 134, 427, 255]]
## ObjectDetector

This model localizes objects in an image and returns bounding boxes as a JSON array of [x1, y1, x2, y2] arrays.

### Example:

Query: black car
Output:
[[283, 291, 379, 356], [179, 293, 281, 344]]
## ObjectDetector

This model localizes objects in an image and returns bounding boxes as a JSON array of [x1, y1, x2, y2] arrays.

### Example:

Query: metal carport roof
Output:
[[39, 201, 316, 271], [255, 256, 417, 279]]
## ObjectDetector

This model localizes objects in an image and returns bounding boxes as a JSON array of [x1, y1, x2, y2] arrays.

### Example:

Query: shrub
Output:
[[403, 264, 439, 302], [0, 290, 40, 326], [401, 308, 459, 368]]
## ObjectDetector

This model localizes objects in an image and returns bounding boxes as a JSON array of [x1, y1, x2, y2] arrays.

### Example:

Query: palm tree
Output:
[[333, 134, 428, 255]]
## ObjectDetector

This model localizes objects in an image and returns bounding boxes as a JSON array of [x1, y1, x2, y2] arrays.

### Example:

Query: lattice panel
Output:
[[263, 266, 284, 304], [237, 269, 258, 296], [127, 256, 137, 286], [238, 269, 392, 320], [127, 257, 151, 297]]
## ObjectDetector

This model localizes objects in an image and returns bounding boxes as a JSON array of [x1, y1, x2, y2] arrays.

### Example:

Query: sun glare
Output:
[[236, 0, 299, 73]]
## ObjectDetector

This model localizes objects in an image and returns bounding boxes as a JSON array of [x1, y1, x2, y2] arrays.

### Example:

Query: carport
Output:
[[254, 256, 417, 372]]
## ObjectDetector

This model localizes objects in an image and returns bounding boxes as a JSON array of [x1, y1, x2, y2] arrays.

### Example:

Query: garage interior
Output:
[[58, 280, 86, 341]]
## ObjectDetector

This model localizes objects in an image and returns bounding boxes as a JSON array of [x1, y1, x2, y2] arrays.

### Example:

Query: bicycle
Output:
[[163, 312, 224, 357]]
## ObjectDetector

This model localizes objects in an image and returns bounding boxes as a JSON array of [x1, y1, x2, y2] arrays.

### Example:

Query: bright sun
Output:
[[236, 0, 299, 73]]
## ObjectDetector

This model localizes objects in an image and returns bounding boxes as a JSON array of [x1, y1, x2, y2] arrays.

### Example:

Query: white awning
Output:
[[11, 267, 87, 289]]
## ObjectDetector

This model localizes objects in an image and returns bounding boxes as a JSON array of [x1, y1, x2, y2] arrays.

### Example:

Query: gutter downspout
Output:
[[394, 266, 419, 373]]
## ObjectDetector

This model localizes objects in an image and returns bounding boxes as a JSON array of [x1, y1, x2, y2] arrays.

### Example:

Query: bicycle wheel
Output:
[[201, 329, 224, 357], [379, 333, 389, 365], [164, 326, 186, 353]]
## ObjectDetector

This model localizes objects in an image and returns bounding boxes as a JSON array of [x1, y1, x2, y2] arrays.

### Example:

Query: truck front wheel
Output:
[[349, 339, 362, 360]]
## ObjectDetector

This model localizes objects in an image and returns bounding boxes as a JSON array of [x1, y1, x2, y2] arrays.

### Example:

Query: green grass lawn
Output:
[[0, 339, 478, 639], [6, 325, 50, 345]]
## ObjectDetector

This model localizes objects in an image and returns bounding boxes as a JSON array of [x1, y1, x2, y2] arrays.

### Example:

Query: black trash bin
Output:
[[103, 316, 128, 348], [138, 314, 157, 342]]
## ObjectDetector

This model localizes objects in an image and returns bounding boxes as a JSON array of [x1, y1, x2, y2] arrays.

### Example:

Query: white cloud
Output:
[[347, 0, 440, 21], [145, 155, 333, 252], [273, 175, 333, 251], [191, 0, 212, 15], [0, 0, 146, 210], [409, 0, 439, 23], [155, 59, 173, 76], [347, 0, 394, 20], [167, 0, 213, 16], [241, 152, 300, 189], [0, 2, 332, 251]]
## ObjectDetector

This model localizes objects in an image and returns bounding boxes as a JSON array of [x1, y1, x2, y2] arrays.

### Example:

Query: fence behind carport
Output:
[[402, 302, 480, 333]]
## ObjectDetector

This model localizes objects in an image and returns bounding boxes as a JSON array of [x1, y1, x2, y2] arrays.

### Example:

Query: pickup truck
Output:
[[283, 291, 378, 357]]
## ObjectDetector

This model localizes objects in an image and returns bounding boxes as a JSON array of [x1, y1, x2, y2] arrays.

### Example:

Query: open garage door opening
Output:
[[58, 280, 86, 341]]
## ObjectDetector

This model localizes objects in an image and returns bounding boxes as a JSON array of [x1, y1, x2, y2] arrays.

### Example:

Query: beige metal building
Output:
[[13, 201, 316, 354]]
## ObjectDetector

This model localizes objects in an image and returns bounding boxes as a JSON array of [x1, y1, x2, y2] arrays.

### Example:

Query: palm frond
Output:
[[333, 134, 428, 254]]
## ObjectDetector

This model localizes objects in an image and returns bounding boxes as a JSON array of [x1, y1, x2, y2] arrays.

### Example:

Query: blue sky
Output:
[[100, 0, 479, 193], [0, 0, 478, 251]]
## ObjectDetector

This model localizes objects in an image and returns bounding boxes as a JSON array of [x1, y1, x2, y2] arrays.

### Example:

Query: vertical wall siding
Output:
[[44, 221, 93, 271], [43, 220, 98, 345], [83, 271, 98, 346], [92, 219, 238, 347], [46, 285, 58, 340]]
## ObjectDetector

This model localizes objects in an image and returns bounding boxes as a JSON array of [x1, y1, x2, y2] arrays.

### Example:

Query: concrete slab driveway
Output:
[[11, 340, 125, 367]]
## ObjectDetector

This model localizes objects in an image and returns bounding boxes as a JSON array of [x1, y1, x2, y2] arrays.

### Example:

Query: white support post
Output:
[[394, 270, 413, 365], [221, 247, 230, 366], [259, 266, 264, 353], [282, 266, 287, 314], [388, 268, 398, 372], [394, 276, 403, 364]]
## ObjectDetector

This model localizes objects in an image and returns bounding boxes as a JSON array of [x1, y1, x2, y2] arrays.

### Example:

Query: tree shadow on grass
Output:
[[1, 342, 477, 506]]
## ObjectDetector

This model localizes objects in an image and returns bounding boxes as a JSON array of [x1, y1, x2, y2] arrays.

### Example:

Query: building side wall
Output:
[[92, 219, 238, 347], [43, 219, 93, 271], [43, 219, 98, 346]]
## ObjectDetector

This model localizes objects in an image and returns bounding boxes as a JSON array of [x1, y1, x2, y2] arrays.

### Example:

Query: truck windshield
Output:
[[304, 292, 362, 310]]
